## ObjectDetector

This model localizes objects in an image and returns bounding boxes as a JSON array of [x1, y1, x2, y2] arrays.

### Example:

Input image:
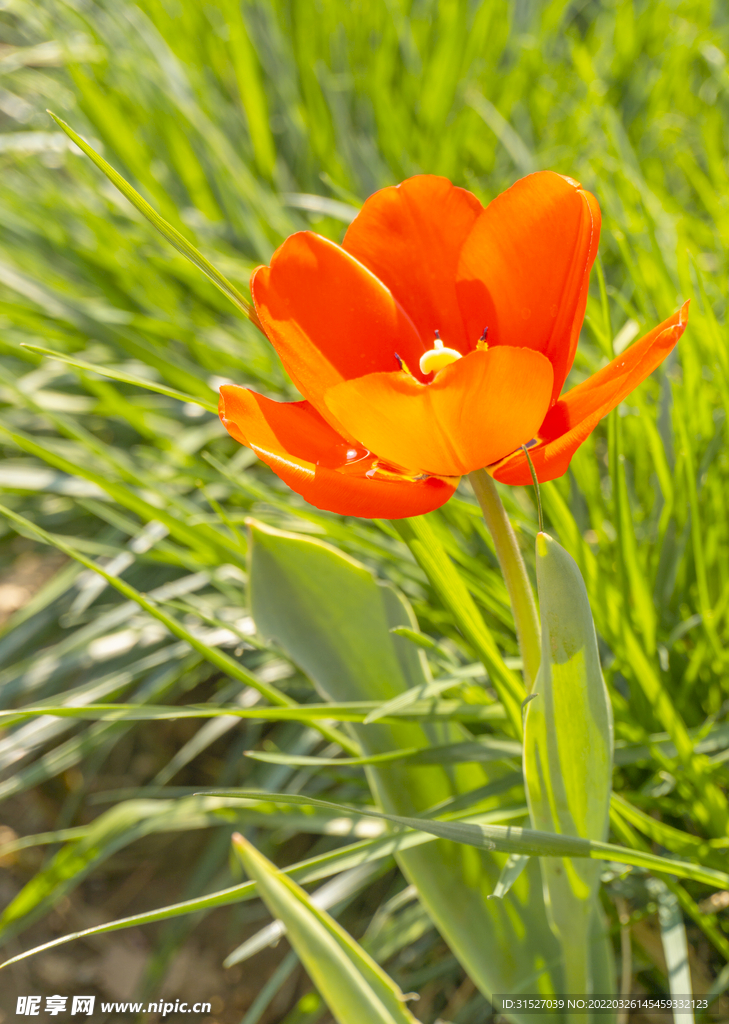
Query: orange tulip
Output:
[[219, 172, 688, 517]]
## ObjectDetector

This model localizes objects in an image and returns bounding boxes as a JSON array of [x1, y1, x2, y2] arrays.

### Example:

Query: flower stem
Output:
[[468, 469, 541, 691]]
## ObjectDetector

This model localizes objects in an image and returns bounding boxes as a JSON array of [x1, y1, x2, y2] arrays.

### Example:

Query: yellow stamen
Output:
[[419, 333, 462, 376]]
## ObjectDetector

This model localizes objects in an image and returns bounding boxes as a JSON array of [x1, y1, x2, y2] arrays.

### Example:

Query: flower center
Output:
[[419, 330, 462, 376]]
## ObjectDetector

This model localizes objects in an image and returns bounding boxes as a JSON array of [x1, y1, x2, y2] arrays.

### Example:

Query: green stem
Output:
[[468, 469, 541, 691]]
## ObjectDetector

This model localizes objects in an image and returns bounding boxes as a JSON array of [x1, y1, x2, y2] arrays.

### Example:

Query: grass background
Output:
[[0, 0, 728, 1020]]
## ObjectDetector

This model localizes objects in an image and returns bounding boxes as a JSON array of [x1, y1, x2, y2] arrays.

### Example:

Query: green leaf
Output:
[[47, 112, 256, 322], [232, 833, 419, 1024], [247, 521, 597, 1011], [524, 532, 615, 995]]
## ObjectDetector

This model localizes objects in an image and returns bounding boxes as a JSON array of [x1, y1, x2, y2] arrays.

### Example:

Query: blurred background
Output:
[[1, 0, 729, 1021]]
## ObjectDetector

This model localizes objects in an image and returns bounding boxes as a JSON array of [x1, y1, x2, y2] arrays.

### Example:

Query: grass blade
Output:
[[47, 111, 257, 322]]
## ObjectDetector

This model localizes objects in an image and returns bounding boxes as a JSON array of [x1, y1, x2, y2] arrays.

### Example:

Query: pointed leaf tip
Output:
[[535, 531, 551, 558], [230, 833, 418, 1024]]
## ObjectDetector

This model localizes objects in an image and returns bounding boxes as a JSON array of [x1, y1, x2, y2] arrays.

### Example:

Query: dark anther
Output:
[[479, 326, 489, 342], [394, 352, 403, 370], [434, 329, 441, 340]]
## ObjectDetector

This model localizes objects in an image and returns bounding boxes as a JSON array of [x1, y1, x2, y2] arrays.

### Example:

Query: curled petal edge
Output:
[[219, 385, 458, 519], [489, 302, 689, 485]]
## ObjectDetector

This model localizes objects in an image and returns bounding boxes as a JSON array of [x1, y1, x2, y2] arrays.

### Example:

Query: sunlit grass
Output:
[[0, 0, 728, 1019]]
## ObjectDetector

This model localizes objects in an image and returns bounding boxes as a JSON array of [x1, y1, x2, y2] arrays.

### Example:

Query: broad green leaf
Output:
[[224, 862, 382, 968], [524, 532, 615, 996], [248, 521, 601, 1013], [232, 834, 418, 1024]]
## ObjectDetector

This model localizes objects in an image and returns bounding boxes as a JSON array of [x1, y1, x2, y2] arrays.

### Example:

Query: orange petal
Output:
[[219, 385, 457, 519], [343, 175, 483, 353], [251, 232, 426, 433], [490, 303, 689, 485], [457, 171, 601, 403], [325, 346, 554, 478]]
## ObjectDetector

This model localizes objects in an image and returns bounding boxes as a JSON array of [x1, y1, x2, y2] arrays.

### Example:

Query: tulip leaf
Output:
[[524, 532, 616, 996], [232, 834, 418, 1024], [248, 519, 567, 1014], [223, 862, 383, 968]]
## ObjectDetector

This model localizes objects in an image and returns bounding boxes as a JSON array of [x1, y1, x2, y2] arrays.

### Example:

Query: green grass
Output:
[[0, 0, 729, 1019]]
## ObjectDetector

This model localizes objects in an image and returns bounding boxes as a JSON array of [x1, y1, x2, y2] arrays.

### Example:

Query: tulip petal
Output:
[[457, 171, 600, 403], [490, 303, 689, 485], [219, 385, 458, 519], [251, 232, 426, 433], [343, 176, 483, 354], [325, 346, 554, 478]]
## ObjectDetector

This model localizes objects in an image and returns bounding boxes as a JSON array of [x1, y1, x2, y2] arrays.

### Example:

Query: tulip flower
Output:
[[219, 172, 688, 518]]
